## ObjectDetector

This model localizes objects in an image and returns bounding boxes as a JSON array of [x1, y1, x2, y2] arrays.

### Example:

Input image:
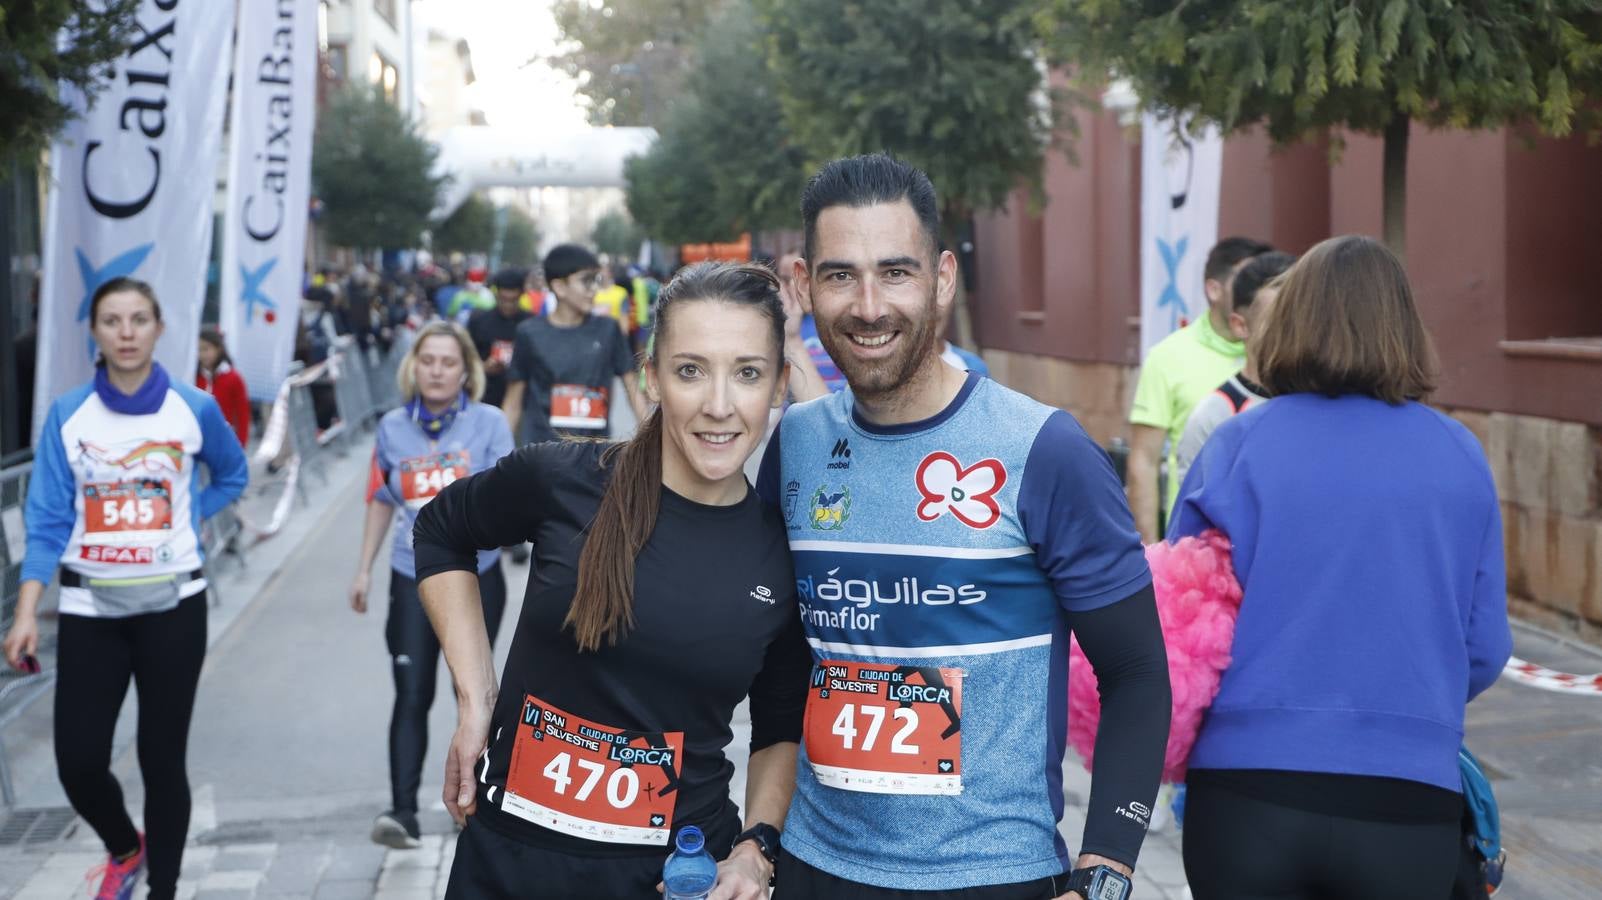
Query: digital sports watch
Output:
[[1064, 865, 1133, 900]]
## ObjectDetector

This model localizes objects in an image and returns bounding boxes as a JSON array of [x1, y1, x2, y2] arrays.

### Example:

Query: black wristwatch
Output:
[[731, 822, 781, 885], [1065, 865, 1132, 900]]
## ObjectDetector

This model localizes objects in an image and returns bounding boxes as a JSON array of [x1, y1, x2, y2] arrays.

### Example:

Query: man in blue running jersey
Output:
[[757, 155, 1171, 900]]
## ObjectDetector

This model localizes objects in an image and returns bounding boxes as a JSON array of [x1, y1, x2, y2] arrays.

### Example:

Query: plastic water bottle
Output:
[[662, 825, 718, 900]]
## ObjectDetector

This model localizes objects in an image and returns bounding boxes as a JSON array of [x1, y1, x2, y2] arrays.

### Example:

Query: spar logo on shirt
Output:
[[914, 452, 1007, 529]]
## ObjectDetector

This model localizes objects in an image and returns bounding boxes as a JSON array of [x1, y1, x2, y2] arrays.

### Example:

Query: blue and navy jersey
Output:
[[757, 372, 1150, 890]]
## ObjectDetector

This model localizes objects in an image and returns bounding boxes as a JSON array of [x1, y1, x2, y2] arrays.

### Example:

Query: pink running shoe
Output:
[[85, 834, 145, 900]]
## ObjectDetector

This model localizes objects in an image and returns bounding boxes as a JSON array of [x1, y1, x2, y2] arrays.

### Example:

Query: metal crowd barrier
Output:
[[0, 460, 54, 806]]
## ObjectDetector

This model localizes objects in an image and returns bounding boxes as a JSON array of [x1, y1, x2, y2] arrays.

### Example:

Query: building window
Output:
[[370, 51, 399, 105], [326, 42, 348, 83], [374, 0, 397, 27]]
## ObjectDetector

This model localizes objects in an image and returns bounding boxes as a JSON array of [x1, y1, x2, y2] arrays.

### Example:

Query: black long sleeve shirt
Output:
[[413, 440, 811, 856]]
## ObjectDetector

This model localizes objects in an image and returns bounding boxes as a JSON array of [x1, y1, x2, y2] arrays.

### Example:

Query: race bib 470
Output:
[[502, 694, 684, 845], [803, 660, 964, 795]]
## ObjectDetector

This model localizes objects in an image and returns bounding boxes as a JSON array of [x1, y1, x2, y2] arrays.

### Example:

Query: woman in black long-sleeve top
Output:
[[414, 262, 808, 899]]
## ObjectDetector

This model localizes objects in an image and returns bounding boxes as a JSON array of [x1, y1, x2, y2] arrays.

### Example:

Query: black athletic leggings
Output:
[[387, 564, 506, 813], [56, 592, 207, 900], [1182, 777, 1460, 900]]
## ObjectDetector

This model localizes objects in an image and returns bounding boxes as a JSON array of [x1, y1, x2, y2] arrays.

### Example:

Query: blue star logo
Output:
[[1156, 236, 1190, 331], [76, 243, 155, 360], [239, 257, 278, 324]]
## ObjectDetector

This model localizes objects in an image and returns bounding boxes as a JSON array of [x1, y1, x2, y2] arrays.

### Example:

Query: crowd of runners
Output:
[[4, 153, 1512, 900]]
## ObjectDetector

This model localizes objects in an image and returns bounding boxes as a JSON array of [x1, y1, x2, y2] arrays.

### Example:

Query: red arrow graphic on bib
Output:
[[915, 452, 1007, 529]]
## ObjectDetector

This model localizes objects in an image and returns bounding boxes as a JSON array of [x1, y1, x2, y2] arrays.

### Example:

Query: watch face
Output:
[[1092, 873, 1129, 900]]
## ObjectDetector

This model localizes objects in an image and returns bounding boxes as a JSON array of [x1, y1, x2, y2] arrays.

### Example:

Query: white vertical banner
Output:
[[1139, 112, 1223, 360], [34, 0, 237, 440], [220, 0, 319, 402]]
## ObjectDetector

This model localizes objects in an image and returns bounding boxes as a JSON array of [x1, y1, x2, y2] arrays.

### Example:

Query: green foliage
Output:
[[312, 88, 445, 250], [757, 0, 1059, 223], [501, 208, 540, 268], [432, 193, 496, 256], [591, 210, 644, 258], [625, 1, 811, 242], [550, 0, 726, 126], [1038, 0, 1602, 143], [0, 0, 142, 169]]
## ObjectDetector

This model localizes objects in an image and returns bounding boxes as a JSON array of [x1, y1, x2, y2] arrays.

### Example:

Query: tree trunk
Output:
[[1382, 113, 1409, 263]]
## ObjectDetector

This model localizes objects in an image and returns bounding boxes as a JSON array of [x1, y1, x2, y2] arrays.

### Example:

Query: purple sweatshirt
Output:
[[1168, 393, 1513, 791]]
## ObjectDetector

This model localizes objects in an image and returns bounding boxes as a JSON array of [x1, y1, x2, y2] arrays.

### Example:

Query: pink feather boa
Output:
[[1067, 529, 1242, 784]]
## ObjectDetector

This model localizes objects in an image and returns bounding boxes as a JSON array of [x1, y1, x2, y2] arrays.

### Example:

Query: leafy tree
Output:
[[624, 106, 726, 244], [432, 193, 496, 256], [0, 0, 142, 169], [1039, 1, 1602, 259], [501, 208, 541, 268], [592, 210, 644, 259], [756, 0, 1059, 344], [623, 0, 810, 243], [550, 0, 725, 126], [312, 88, 445, 250]]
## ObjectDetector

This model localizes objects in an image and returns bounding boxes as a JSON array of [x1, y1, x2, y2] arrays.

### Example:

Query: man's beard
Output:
[[817, 290, 942, 401]]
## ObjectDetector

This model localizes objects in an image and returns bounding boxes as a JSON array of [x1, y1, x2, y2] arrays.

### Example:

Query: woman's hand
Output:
[[2, 614, 38, 670], [443, 702, 492, 825], [349, 571, 370, 614], [708, 842, 772, 900]]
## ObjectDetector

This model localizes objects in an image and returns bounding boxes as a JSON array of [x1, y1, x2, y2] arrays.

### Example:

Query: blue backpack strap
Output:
[[1459, 745, 1501, 859]]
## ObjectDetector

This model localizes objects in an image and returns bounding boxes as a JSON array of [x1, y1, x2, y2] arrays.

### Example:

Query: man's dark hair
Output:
[[1231, 251, 1296, 311], [542, 243, 601, 282], [491, 268, 526, 291], [1204, 236, 1273, 284], [801, 154, 941, 264]]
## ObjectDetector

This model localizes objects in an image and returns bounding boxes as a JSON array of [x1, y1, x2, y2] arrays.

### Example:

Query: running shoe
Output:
[[371, 809, 422, 849], [85, 834, 145, 900]]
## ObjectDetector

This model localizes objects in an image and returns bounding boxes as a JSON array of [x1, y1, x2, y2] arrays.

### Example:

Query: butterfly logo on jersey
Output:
[[914, 452, 1007, 529]]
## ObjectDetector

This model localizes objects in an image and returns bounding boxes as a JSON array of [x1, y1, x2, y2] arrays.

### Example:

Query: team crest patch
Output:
[[810, 484, 851, 531], [784, 480, 801, 523], [914, 452, 1006, 529]]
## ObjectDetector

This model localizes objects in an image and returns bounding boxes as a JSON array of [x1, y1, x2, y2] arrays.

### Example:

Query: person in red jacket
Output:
[[196, 327, 251, 448]]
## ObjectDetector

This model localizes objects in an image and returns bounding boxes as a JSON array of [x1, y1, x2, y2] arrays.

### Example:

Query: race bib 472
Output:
[[803, 660, 964, 795]]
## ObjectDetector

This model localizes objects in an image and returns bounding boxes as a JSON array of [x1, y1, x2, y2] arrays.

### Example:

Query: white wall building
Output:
[[320, 0, 417, 116]]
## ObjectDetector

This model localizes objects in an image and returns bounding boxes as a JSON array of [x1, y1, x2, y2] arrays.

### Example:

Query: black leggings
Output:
[[387, 565, 506, 813], [1182, 777, 1460, 900], [56, 592, 207, 900]]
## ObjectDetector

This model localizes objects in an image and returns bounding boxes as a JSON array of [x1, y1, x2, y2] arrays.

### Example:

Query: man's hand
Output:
[[349, 571, 370, 614], [443, 703, 492, 825], [1054, 854, 1134, 900], [483, 357, 506, 376]]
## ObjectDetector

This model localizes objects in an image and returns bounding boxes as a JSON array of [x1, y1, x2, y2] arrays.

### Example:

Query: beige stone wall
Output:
[[980, 350, 1139, 448], [982, 348, 1602, 627], [1448, 410, 1602, 626]]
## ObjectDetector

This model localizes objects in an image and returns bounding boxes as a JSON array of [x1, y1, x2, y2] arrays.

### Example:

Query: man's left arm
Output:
[[1018, 412, 1171, 888]]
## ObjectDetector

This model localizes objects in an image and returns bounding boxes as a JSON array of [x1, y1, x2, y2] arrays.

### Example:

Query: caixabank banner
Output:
[[36, 0, 237, 439], [219, 0, 318, 402]]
